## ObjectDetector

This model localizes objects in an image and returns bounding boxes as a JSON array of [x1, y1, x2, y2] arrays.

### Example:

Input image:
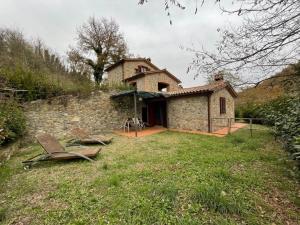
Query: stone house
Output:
[[106, 58, 237, 132]]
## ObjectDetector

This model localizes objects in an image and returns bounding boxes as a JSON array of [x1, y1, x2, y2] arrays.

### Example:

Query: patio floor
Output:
[[115, 123, 247, 138], [170, 123, 247, 137], [114, 126, 168, 137]]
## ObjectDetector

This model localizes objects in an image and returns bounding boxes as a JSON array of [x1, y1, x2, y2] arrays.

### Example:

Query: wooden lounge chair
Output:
[[22, 134, 100, 169], [66, 128, 113, 146]]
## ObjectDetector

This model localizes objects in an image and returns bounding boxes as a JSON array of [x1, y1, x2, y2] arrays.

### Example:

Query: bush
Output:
[[259, 96, 300, 153], [0, 101, 26, 145], [235, 103, 262, 119], [98, 82, 134, 92], [1, 66, 93, 101], [236, 96, 300, 153]]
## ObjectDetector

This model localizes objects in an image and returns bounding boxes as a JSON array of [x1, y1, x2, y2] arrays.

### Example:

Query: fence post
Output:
[[250, 118, 253, 137], [227, 118, 231, 134]]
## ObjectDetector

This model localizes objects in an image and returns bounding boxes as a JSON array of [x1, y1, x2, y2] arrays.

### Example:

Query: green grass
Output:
[[0, 129, 299, 224]]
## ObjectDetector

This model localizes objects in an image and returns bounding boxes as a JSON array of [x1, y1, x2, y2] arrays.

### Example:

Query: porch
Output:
[[114, 123, 247, 138]]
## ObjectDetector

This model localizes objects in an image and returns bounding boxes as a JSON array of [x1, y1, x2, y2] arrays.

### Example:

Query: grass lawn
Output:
[[0, 129, 299, 224]]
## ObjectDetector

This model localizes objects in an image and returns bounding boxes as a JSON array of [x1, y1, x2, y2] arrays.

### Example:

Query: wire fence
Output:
[[210, 117, 271, 137]]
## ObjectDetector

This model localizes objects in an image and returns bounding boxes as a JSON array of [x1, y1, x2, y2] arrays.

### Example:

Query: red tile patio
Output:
[[114, 126, 168, 137], [115, 123, 247, 138]]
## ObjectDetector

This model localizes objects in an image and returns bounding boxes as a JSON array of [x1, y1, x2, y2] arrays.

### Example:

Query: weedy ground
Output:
[[0, 128, 299, 225]]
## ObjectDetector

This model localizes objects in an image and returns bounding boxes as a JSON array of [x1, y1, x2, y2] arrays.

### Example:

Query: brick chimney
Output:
[[214, 73, 224, 81]]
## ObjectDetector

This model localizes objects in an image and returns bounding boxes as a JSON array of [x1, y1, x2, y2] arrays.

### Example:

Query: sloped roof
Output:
[[110, 90, 165, 99], [166, 81, 238, 98], [104, 58, 160, 72], [124, 69, 181, 83], [110, 81, 237, 100]]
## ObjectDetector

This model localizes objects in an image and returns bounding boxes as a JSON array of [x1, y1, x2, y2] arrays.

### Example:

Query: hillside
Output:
[[236, 63, 299, 108], [0, 28, 93, 100]]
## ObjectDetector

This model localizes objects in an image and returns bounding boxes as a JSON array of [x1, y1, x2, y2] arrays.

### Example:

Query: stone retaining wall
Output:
[[23, 91, 137, 140]]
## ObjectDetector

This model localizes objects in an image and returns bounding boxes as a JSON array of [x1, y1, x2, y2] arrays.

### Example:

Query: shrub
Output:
[[0, 101, 26, 145], [98, 82, 134, 92], [236, 96, 300, 154], [259, 96, 300, 153], [235, 103, 262, 119]]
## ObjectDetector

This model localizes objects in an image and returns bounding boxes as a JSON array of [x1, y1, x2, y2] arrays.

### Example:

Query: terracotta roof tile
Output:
[[166, 81, 237, 97]]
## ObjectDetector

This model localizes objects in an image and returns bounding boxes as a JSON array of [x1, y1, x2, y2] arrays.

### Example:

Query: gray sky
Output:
[[0, 0, 241, 87]]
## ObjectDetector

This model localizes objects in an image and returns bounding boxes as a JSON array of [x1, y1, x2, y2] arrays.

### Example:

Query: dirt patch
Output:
[[260, 187, 300, 225], [0, 140, 21, 163]]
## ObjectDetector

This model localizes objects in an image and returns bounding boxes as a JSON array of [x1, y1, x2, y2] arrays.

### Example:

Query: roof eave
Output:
[[166, 90, 213, 98]]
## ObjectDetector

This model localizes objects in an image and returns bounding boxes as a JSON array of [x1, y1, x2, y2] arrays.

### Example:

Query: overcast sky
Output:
[[0, 0, 241, 87]]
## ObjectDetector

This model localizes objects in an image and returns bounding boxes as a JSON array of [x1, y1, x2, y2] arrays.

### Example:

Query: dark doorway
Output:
[[142, 107, 148, 123], [147, 101, 167, 127]]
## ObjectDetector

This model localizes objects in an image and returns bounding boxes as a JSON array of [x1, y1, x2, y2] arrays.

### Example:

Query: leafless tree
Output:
[[139, 0, 186, 24], [68, 17, 128, 84], [140, 0, 300, 87]]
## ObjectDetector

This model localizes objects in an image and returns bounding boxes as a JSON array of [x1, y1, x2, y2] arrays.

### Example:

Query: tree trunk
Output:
[[93, 65, 104, 84]]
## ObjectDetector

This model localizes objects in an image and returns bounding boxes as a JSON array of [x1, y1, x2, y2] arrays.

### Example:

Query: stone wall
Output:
[[23, 91, 141, 140], [107, 64, 123, 85], [106, 60, 181, 92], [107, 60, 158, 84], [123, 61, 157, 79], [167, 95, 209, 131], [167, 89, 235, 132], [210, 88, 235, 131], [128, 77, 145, 91], [144, 72, 180, 92]]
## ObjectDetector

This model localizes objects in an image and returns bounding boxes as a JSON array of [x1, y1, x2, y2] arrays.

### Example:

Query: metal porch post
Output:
[[134, 91, 138, 137]]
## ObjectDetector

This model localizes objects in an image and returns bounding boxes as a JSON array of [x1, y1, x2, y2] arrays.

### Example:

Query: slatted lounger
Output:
[[66, 128, 113, 146], [22, 134, 100, 169]]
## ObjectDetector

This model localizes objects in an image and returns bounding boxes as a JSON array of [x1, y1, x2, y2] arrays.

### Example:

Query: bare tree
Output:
[[68, 17, 128, 84], [138, 0, 186, 24], [140, 1, 300, 87]]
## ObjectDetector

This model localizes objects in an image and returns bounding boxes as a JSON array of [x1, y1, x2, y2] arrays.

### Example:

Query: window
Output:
[[135, 65, 149, 73], [140, 66, 147, 72], [220, 97, 226, 114], [158, 82, 169, 92]]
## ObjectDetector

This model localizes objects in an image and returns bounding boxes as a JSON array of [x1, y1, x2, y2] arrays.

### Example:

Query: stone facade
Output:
[[107, 64, 123, 85], [167, 88, 235, 132], [210, 88, 235, 131], [128, 76, 146, 91], [123, 61, 157, 79], [23, 88, 235, 139], [107, 59, 181, 92], [23, 92, 142, 140], [128, 71, 180, 92], [108, 60, 157, 85], [167, 95, 209, 131], [144, 72, 180, 92]]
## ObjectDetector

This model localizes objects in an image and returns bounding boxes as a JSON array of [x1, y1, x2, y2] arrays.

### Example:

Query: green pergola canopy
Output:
[[110, 90, 167, 137]]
